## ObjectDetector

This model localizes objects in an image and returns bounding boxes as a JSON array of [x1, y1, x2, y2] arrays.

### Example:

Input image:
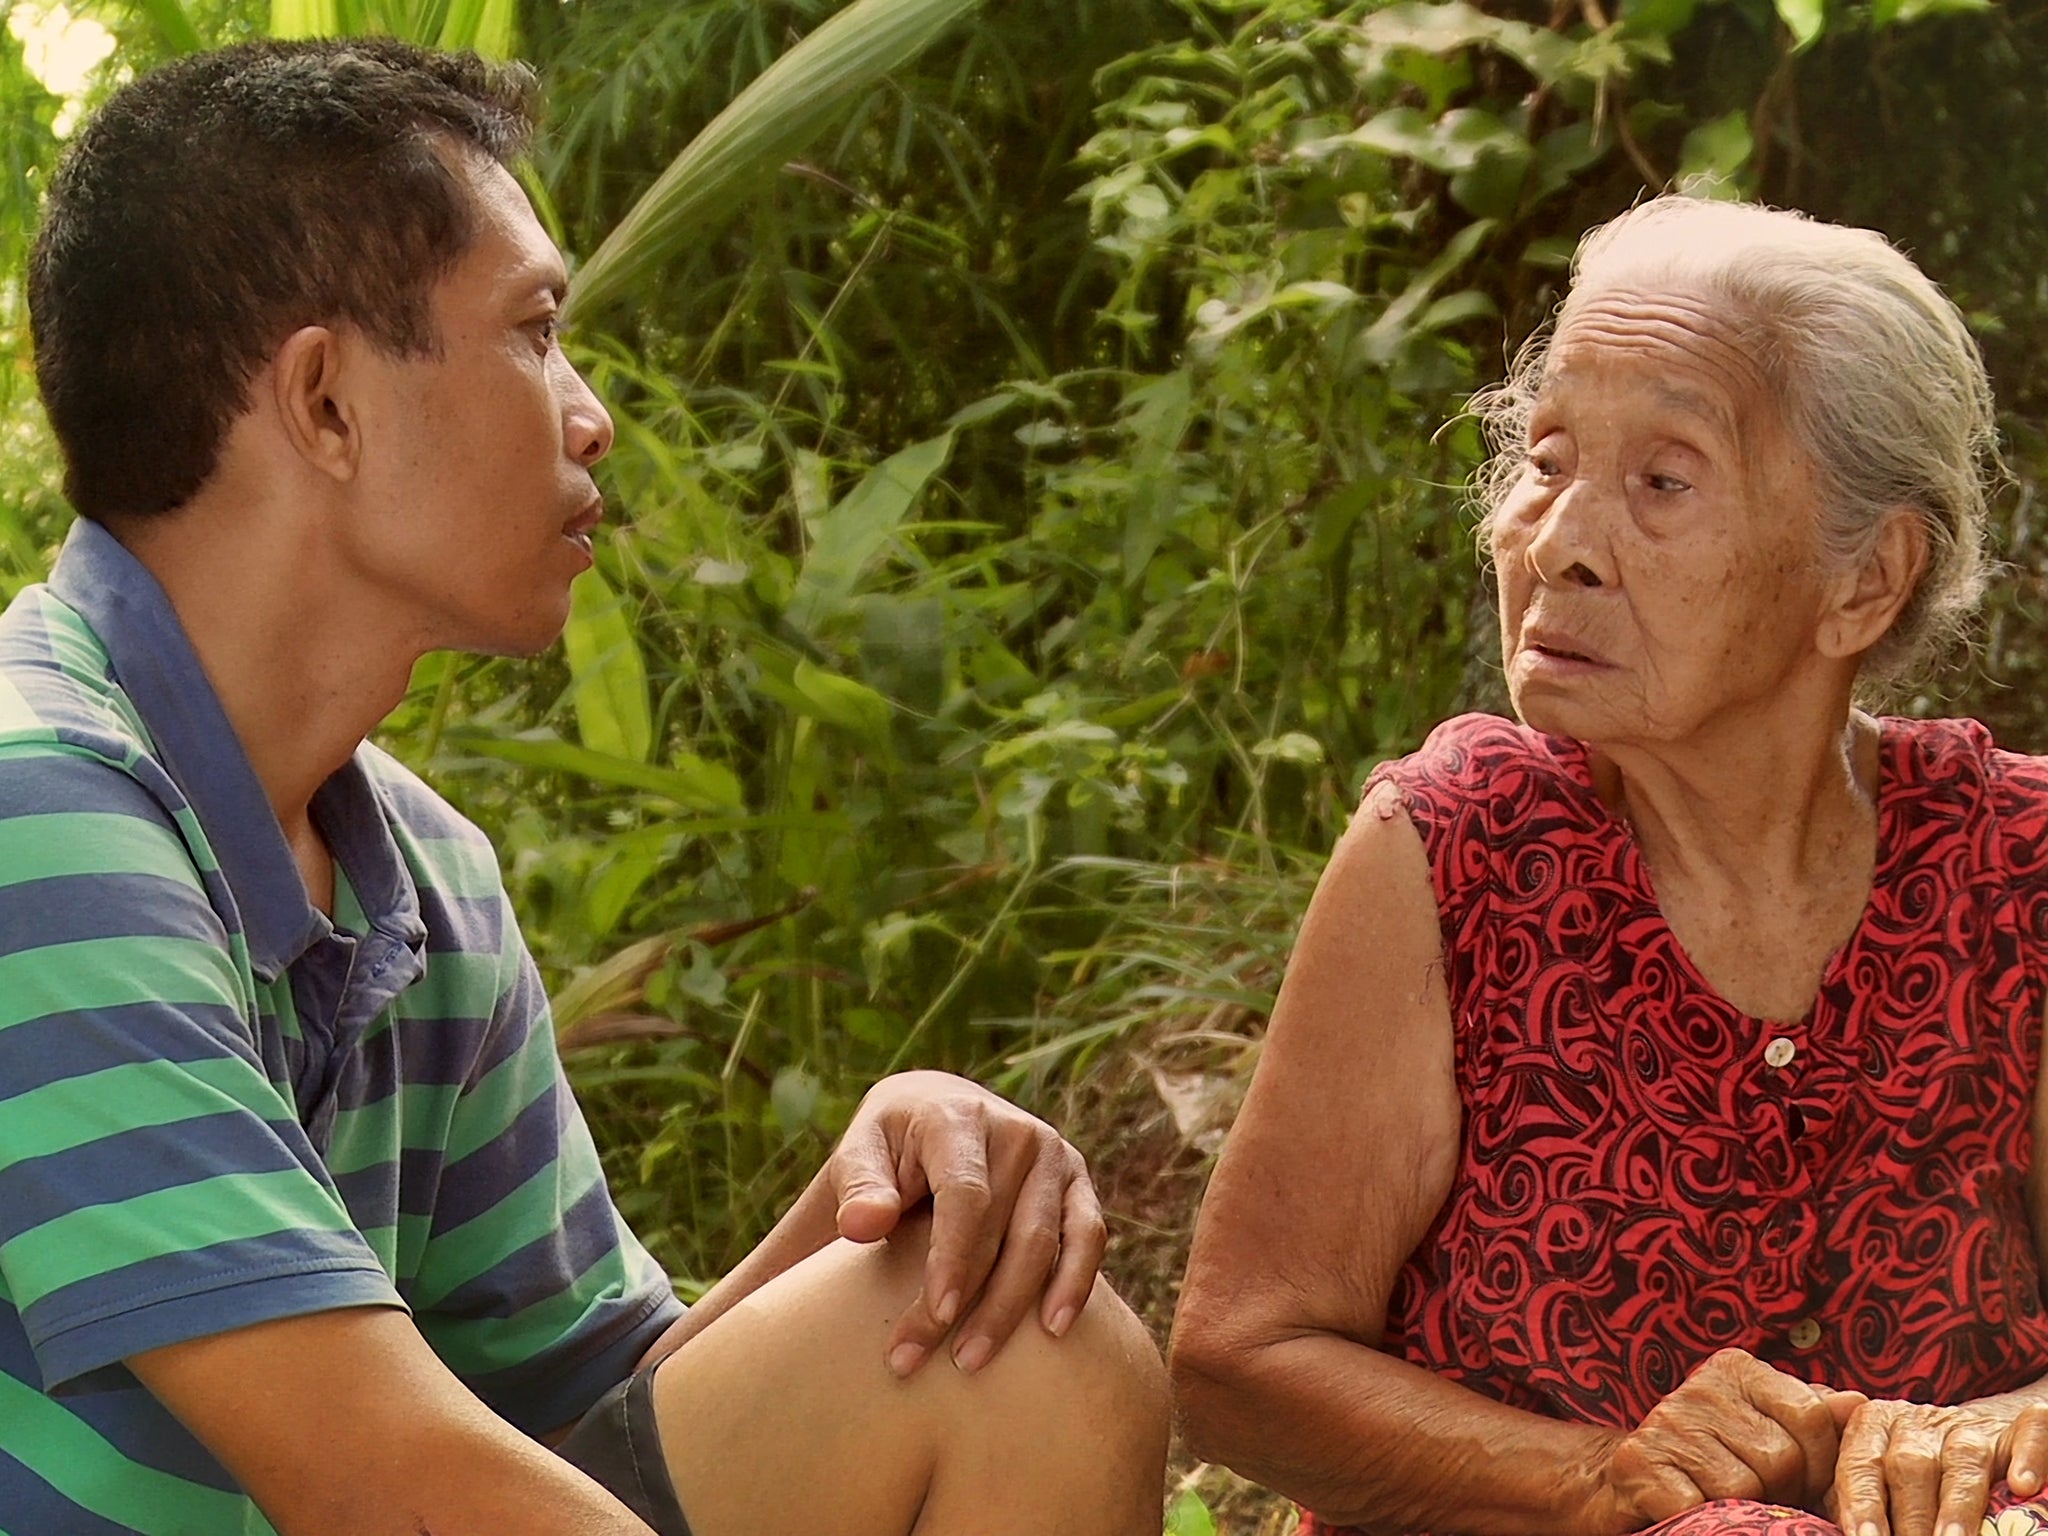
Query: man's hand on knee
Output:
[[827, 1070, 1108, 1380]]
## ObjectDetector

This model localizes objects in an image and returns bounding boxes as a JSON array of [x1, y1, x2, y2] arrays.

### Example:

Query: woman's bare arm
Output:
[[1171, 786, 1622, 1534], [1171, 788, 1843, 1536]]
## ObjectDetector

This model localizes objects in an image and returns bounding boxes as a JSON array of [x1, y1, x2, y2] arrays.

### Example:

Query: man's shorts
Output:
[[557, 1363, 694, 1536]]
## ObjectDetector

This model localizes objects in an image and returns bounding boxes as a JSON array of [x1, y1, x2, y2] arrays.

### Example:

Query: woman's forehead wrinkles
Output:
[[1556, 288, 1768, 377], [1541, 286, 1771, 440]]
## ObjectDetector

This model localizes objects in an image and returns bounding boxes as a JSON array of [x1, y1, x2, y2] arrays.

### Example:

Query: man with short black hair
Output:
[[2, 38, 1166, 1536]]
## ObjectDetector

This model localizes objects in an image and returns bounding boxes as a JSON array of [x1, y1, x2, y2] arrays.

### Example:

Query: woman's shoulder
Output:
[[1882, 714, 2048, 855], [1883, 714, 2048, 794], [1368, 711, 1593, 807]]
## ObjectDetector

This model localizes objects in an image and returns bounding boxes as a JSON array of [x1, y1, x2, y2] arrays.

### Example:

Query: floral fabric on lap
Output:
[[1643, 1494, 2048, 1535], [1298, 1495, 2048, 1536]]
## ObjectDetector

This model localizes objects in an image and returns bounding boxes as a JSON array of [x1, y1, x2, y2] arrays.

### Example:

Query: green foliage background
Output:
[[3, 0, 2045, 1383]]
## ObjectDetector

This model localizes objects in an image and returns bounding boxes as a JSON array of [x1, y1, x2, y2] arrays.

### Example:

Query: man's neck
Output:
[[109, 499, 419, 845]]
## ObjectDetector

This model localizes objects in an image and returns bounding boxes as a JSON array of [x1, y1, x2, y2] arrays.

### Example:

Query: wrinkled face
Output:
[[1490, 286, 1839, 747], [341, 152, 613, 657]]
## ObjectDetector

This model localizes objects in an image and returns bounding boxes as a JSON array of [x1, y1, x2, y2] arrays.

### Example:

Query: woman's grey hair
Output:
[[1471, 195, 2001, 694]]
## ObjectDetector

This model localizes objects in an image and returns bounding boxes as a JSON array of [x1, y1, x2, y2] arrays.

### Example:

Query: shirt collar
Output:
[[47, 518, 424, 981]]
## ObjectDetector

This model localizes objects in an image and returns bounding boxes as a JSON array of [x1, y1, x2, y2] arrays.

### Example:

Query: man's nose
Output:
[[562, 360, 614, 466]]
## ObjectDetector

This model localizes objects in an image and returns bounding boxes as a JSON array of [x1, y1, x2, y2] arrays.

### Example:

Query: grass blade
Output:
[[269, 0, 341, 38], [132, 0, 205, 53]]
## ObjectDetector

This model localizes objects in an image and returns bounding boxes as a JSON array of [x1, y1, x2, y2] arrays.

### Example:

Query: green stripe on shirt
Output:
[[0, 935, 244, 1031], [1, 1056, 291, 1164], [0, 810, 204, 891], [5, 1168, 358, 1303], [0, 1373, 263, 1535]]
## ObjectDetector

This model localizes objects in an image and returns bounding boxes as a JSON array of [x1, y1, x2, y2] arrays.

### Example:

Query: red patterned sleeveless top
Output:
[[1303, 713, 2048, 1533]]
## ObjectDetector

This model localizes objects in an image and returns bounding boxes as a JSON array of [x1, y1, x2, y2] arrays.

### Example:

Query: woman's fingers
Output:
[[1832, 1399, 2048, 1536], [1928, 1424, 1999, 1536], [1739, 1362, 1847, 1506], [1833, 1402, 1896, 1536], [1680, 1425, 1771, 1503], [2008, 1404, 2048, 1498], [1632, 1461, 1712, 1524], [1878, 1413, 1950, 1536]]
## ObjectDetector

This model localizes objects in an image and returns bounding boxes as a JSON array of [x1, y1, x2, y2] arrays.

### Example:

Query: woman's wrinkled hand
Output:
[[1589, 1349, 1862, 1531], [1830, 1396, 2048, 1536], [824, 1069, 1106, 1381]]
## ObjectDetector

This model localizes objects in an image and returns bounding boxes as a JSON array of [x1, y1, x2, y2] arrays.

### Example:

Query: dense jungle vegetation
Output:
[[3, 0, 2045, 1524]]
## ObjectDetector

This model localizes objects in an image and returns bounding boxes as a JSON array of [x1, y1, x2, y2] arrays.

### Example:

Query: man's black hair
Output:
[[27, 38, 538, 520]]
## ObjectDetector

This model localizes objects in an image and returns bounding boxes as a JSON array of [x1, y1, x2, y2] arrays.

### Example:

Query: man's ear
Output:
[[268, 325, 359, 483], [1817, 506, 1930, 661]]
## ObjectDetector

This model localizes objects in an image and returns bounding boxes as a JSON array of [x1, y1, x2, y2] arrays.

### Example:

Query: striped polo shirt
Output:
[[0, 519, 683, 1533]]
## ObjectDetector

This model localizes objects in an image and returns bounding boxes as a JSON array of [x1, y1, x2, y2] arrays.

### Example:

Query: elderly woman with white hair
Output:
[[1170, 195, 2048, 1536]]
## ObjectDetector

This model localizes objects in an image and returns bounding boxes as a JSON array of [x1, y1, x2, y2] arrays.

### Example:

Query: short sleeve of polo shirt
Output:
[[0, 743, 402, 1392], [392, 850, 680, 1436]]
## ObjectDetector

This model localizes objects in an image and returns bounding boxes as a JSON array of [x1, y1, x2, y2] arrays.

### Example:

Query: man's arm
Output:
[[0, 748, 651, 1530], [131, 1307, 658, 1536]]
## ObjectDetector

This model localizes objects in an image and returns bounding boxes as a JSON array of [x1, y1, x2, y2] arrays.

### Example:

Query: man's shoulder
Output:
[[0, 582, 156, 765]]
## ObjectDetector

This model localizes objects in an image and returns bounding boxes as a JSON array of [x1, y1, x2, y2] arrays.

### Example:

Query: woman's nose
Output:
[[1522, 481, 1615, 589]]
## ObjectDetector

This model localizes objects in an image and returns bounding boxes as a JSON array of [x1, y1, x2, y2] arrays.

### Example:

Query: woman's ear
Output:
[[267, 324, 359, 484], [1818, 507, 1929, 661]]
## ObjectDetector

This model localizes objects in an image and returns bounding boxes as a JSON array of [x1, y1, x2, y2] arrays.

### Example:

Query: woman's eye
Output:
[[1645, 472, 1692, 494], [1524, 449, 1564, 479]]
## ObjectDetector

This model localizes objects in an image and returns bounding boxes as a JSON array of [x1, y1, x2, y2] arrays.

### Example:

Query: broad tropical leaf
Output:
[[786, 430, 953, 632], [267, 0, 513, 53], [563, 566, 654, 763], [563, 0, 983, 321]]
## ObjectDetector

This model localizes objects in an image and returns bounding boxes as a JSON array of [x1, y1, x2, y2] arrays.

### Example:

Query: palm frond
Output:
[[564, 0, 982, 322]]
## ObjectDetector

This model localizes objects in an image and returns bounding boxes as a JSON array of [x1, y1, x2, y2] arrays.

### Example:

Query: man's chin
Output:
[[452, 606, 573, 661]]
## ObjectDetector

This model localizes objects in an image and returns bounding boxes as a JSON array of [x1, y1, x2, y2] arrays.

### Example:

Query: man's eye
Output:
[[533, 317, 559, 349]]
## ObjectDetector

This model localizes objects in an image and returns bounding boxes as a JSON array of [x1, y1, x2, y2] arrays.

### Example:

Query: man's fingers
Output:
[[829, 1115, 905, 1244], [877, 1110, 995, 1378], [946, 1156, 1068, 1374], [844, 1074, 1102, 1380], [1040, 1159, 1107, 1337], [921, 1108, 1000, 1332]]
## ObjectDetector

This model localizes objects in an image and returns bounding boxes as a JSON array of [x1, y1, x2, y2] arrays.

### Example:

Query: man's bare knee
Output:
[[857, 1214, 1163, 1422], [647, 1215, 1166, 1536]]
